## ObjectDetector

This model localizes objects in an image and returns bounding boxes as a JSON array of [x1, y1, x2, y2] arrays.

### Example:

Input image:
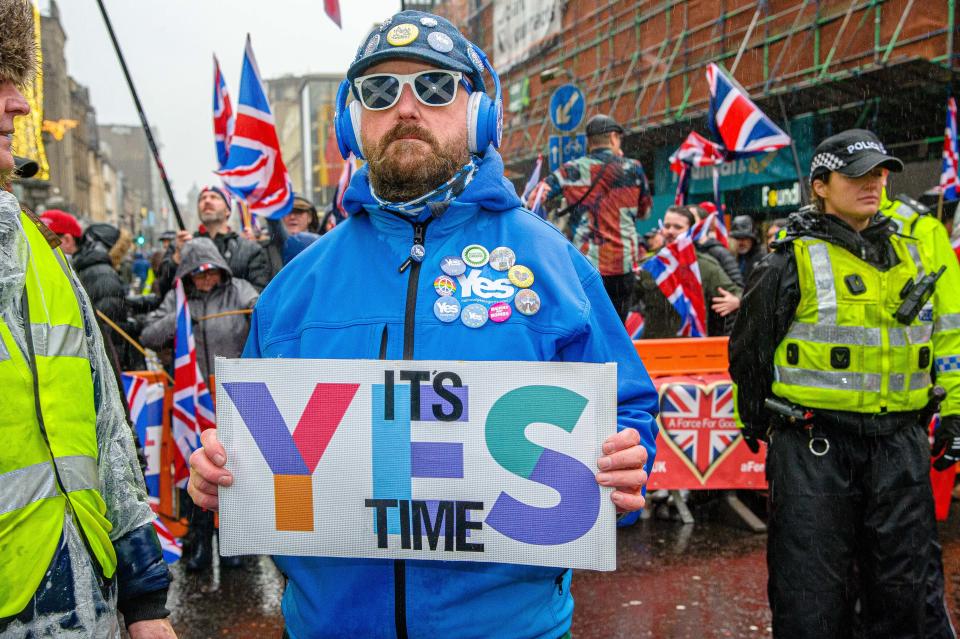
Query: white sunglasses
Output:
[[353, 70, 464, 111]]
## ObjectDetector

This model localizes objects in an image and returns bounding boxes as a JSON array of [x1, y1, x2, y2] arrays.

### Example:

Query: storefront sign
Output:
[[647, 374, 768, 490], [761, 182, 802, 208], [216, 358, 618, 570], [493, 0, 564, 72]]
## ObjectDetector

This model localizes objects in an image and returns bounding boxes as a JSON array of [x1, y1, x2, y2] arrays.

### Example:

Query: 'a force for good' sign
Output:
[[215, 358, 618, 571]]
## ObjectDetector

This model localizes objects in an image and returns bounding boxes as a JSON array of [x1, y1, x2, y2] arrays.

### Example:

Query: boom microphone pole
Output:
[[96, 0, 185, 230]]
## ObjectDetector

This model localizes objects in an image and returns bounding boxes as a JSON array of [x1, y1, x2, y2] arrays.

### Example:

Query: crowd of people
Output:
[[4, 1, 960, 637]]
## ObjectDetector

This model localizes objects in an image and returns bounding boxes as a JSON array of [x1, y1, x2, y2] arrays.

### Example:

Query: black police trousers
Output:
[[766, 420, 954, 639]]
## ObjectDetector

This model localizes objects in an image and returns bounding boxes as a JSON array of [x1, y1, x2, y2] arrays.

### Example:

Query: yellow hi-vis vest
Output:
[[772, 234, 935, 413], [0, 212, 117, 618]]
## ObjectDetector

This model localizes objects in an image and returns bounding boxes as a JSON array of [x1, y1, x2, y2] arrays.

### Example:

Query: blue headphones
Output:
[[335, 44, 503, 160]]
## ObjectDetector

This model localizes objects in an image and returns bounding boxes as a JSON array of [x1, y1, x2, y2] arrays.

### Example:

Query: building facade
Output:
[[432, 0, 958, 220]]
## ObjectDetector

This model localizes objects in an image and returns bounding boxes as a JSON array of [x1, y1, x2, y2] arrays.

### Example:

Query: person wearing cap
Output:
[[187, 10, 657, 639], [534, 113, 652, 321], [729, 128, 960, 637], [729, 214, 763, 282], [158, 185, 270, 297], [0, 1, 175, 636], [141, 237, 258, 573], [38, 208, 82, 256], [764, 218, 788, 252]]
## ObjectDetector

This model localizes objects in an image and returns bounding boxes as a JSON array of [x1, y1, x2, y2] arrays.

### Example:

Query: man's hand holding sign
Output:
[[189, 360, 648, 571]]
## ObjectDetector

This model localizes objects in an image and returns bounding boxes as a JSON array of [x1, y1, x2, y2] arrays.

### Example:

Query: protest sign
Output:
[[216, 358, 618, 570]]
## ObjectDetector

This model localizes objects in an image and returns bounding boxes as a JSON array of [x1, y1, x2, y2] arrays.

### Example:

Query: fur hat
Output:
[[0, 0, 38, 87]]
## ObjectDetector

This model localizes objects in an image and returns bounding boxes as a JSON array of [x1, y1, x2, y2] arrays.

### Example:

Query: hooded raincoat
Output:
[[0, 192, 169, 637]]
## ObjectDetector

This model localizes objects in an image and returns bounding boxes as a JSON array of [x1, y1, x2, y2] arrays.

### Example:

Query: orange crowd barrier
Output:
[[634, 337, 729, 378]]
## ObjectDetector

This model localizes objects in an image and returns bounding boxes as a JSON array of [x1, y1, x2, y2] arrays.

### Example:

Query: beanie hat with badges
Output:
[[336, 10, 502, 159]]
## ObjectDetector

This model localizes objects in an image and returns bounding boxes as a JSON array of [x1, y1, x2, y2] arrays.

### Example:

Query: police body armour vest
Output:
[[772, 234, 934, 413], [0, 212, 116, 617]]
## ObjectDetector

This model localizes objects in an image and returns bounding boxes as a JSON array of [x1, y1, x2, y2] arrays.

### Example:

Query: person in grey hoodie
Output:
[[140, 237, 258, 572]]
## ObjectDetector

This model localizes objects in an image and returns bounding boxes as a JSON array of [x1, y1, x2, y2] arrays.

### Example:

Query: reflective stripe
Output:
[[0, 337, 8, 363], [936, 313, 960, 332], [806, 242, 837, 323], [786, 323, 881, 346], [30, 323, 85, 359], [55, 455, 99, 494], [889, 324, 934, 346], [0, 461, 57, 516], [906, 243, 925, 278], [776, 367, 882, 392], [909, 371, 931, 390]]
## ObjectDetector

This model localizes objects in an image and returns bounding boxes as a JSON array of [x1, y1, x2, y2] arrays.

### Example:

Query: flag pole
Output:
[[778, 95, 808, 206], [938, 187, 945, 222], [96, 0, 185, 230]]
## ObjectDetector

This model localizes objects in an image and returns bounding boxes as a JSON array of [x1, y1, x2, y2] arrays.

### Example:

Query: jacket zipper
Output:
[[394, 218, 431, 639]]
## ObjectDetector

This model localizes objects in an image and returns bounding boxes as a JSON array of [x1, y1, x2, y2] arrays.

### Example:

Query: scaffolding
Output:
[[441, 0, 957, 177]]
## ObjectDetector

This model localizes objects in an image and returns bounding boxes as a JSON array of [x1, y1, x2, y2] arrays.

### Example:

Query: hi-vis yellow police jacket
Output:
[[772, 232, 960, 416], [0, 212, 117, 617]]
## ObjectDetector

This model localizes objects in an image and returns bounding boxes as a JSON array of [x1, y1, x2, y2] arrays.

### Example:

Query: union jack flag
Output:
[[624, 310, 645, 339], [212, 55, 234, 169], [153, 516, 183, 563], [324, 0, 342, 28], [940, 97, 960, 201], [122, 374, 165, 505], [522, 153, 544, 200], [661, 383, 740, 474], [951, 232, 960, 262], [217, 35, 294, 219], [172, 279, 215, 488], [669, 131, 725, 174], [706, 63, 790, 159], [691, 208, 729, 249], [641, 234, 707, 337]]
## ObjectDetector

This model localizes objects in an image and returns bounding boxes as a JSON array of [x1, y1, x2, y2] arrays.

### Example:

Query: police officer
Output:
[[729, 129, 960, 638]]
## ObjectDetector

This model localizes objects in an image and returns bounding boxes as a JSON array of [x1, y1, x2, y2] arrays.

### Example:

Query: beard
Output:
[[364, 122, 469, 203]]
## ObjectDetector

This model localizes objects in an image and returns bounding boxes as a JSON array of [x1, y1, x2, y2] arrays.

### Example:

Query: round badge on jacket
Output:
[[434, 275, 457, 297], [508, 265, 534, 288], [514, 289, 541, 316], [489, 246, 516, 271], [440, 255, 467, 277], [434, 297, 461, 323], [461, 303, 489, 328], [462, 244, 489, 268]]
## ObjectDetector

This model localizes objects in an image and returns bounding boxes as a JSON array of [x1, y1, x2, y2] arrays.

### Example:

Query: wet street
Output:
[[163, 500, 960, 638]]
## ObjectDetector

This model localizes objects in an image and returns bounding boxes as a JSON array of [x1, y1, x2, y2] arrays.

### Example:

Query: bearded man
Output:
[[189, 11, 658, 639]]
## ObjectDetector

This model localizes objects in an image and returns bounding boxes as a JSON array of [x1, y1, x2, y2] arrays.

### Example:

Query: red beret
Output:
[[39, 209, 82, 239]]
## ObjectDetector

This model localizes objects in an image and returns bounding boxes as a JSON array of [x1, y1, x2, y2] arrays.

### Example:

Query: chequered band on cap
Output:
[[811, 152, 845, 174]]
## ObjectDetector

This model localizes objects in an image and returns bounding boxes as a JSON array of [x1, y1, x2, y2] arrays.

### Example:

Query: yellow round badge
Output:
[[508, 265, 534, 288], [387, 23, 419, 47]]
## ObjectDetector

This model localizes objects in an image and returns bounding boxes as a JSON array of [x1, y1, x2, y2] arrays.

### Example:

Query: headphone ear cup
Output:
[[467, 92, 494, 154], [347, 101, 364, 160]]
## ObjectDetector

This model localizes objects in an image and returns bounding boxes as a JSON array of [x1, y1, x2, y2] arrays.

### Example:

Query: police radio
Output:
[[894, 265, 946, 325]]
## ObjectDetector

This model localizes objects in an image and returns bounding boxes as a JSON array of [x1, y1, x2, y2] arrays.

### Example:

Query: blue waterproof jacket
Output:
[[243, 148, 659, 639]]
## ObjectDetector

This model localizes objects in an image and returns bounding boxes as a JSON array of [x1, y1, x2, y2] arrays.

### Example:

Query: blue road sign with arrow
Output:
[[549, 84, 585, 132], [548, 136, 562, 171]]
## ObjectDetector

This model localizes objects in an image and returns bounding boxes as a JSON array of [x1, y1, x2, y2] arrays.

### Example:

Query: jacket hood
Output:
[[779, 208, 897, 268], [176, 237, 232, 281], [341, 147, 522, 216], [0, 0, 37, 87]]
